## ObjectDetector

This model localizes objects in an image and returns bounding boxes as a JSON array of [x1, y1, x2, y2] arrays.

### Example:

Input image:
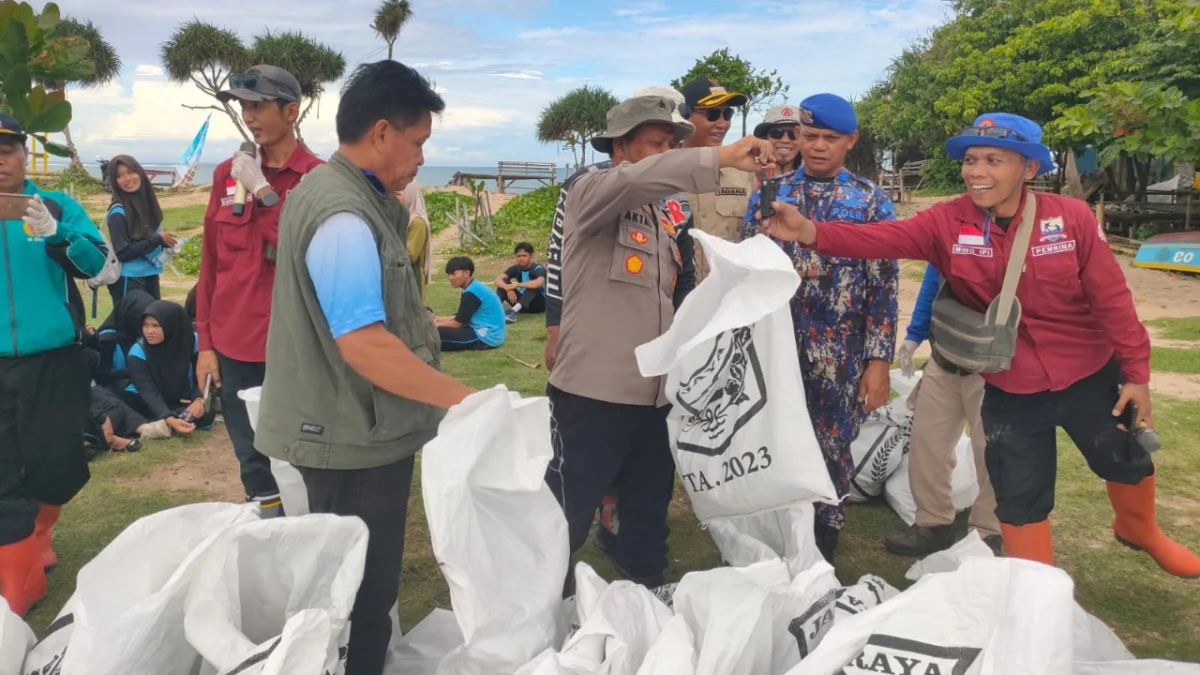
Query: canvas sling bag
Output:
[[929, 192, 1037, 374]]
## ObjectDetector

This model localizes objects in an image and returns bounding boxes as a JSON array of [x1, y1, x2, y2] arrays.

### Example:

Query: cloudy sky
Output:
[[61, 0, 950, 168]]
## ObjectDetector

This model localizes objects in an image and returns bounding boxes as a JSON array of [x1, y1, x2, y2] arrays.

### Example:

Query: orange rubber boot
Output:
[[1107, 475, 1200, 579], [0, 535, 47, 617], [33, 504, 61, 571], [1000, 521, 1054, 566]]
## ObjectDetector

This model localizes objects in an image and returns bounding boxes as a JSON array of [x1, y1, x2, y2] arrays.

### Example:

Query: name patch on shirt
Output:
[[952, 244, 994, 258], [300, 422, 325, 436], [1031, 240, 1076, 257], [716, 187, 748, 196]]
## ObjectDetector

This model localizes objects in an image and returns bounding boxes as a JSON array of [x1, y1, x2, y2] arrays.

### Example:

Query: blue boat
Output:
[[1133, 231, 1200, 274]]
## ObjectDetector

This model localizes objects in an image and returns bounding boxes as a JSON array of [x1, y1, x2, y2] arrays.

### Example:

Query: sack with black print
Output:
[[636, 231, 837, 522]]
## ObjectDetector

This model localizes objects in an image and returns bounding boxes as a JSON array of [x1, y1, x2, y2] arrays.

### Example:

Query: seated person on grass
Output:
[[121, 300, 215, 436], [435, 256, 506, 351], [494, 241, 546, 323]]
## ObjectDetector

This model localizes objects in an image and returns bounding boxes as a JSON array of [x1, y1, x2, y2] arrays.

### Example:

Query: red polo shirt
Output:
[[810, 189, 1150, 393], [196, 142, 323, 362]]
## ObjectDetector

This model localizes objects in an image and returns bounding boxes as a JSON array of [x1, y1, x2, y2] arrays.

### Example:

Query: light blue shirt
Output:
[[307, 213, 386, 340]]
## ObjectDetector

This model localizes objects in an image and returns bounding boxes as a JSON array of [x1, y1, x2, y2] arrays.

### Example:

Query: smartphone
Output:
[[202, 373, 214, 411], [0, 193, 34, 221], [759, 177, 781, 219]]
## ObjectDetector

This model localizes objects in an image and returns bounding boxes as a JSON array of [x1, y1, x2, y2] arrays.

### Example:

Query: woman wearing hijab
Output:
[[92, 289, 156, 389], [399, 179, 433, 301], [106, 155, 179, 303], [124, 300, 212, 437]]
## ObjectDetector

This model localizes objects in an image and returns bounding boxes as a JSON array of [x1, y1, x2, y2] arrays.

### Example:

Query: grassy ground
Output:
[[1147, 317, 1200, 342], [25, 205, 1200, 662]]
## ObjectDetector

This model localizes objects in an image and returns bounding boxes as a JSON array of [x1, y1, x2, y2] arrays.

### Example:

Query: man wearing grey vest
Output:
[[258, 61, 474, 675], [548, 92, 776, 592]]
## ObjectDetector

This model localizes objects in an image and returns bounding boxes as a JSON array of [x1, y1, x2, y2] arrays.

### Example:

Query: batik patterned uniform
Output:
[[742, 167, 899, 529]]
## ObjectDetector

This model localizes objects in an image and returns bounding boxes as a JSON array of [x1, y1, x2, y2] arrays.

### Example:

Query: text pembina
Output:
[[681, 447, 773, 493]]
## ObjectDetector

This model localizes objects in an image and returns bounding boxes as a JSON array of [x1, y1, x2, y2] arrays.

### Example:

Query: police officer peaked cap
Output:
[[591, 96, 695, 154], [798, 94, 858, 134]]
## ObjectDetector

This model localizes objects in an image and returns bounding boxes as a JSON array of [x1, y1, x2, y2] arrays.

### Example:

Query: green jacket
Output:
[[256, 153, 444, 470], [1, 180, 107, 358]]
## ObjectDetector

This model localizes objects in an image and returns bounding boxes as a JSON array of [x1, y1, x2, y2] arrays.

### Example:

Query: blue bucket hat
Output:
[[945, 113, 1055, 175]]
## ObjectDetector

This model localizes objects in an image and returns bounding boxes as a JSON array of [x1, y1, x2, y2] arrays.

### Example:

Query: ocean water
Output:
[[53, 161, 572, 193]]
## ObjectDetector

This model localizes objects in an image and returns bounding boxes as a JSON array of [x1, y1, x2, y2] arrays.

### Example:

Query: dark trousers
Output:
[[0, 346, 91, 545], [545, 385, 675, 583], [91, 386, 146, 438], [297, 457, 414, 675], [437, 326, 491, 351], [107, 275, 161, 305], [497, 288, 545, 314], [216, 352, 278, 499], [982, 359, 1154, 526]]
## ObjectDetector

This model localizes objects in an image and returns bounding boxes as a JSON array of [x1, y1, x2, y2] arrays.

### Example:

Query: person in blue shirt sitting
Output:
[[123, 300, 213, 436], [494, 241, 547, 323], [435, 256, 506, 351]]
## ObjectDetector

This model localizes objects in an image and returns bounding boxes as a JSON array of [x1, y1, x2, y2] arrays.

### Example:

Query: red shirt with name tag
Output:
[[196, 142, 323, 362], [807, 189, 1150, 393]]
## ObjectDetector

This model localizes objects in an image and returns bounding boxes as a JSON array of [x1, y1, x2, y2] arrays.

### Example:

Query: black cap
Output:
[[0, 113, 27, 143], [681, 78, 748, 111], [217, 65, 302, 104]]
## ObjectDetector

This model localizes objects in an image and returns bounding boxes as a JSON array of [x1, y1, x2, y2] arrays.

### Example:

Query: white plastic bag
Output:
[[183, 514, 367, 675], [904, 530, 995, 581], [787, 575, 900, 660], [0, 603, 33, 675], [22, 502, 261, 675], [636, 232, 837, 521], [784, 558, 1078, 675], [387, 610, 465, 675], [883, 442, 980, 526], [238, 387, 310, 516], [705, 503, 825, 579], [423, 386, 569, 675]]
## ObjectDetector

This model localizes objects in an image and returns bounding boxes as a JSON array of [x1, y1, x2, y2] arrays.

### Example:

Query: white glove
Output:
[[24, 195, 57, 239], [898, 339, 919, 379], [231, 149, 270, 195]]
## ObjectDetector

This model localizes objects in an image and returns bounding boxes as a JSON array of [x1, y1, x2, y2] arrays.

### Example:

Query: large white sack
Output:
[[784, 557, 1078, 675], [423, 387, 569, 675], [904, 530, 995, 581], [238, 387, 310, 516], [634, 615, 697, 675], [1075, 662, 1200, 674], [22, 502, 261, 675], [884, 441, 980, 526], [386, 609, 464, 675], [0, 603, 33, 675], [183, 514, 367, 675], [846, 398, 911, 502], [514, 563, 674, 675], [787, 574, 900, 661], [705, 503, 825, 579], [636, 231, 837, 521]]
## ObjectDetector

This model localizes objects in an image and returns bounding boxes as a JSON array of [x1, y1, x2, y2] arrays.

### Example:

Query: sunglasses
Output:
[[960, 126, 1027, 142], [230, 72, 266, 90], [767, 128, 797, 140], [691, 107, 735, 122]]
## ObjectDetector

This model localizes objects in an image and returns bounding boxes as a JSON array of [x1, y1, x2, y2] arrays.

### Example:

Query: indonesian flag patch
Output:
[[957, 225, 985, 247]]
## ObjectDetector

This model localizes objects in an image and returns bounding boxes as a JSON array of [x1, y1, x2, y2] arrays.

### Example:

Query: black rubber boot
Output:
[[814, 523, 840, 565], [883, 524, 955, 558]]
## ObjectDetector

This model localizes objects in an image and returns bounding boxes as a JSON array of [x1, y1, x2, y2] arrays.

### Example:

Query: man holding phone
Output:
[[0, 113, 108, 616]]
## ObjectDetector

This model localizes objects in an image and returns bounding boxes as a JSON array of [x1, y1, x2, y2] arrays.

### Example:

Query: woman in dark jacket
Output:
[[123, 301, 213, 437], [92, 289, 155, 388], [106, 155, 179, 303]]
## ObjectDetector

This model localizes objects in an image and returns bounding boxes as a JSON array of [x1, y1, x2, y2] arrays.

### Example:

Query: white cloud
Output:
[[134, 64, 163, 77], [494, 71, 543, 80]]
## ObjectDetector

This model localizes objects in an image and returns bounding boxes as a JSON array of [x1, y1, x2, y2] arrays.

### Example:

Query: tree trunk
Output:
[[62, 123, 85, 170], [741, 108, 748, 139], [388, 42, 394, 60]]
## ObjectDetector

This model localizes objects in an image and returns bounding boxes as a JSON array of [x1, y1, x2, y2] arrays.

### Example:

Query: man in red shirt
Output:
[[194, 65, 323, 515], [758, 113, 1199, 578]]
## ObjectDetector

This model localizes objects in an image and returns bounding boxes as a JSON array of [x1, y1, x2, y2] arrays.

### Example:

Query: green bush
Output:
[[919, 156, 962, 193], [476, 185, 562, 255], [35, 164, 106, 198], [1135, 222, 1160, 241], [175, 234, 203, 275], [424, 191, 472, 234]]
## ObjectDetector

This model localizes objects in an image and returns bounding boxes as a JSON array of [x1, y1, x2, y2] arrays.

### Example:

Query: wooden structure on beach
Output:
[[879, 160, 929, 203], [449, 161, 557, 193]]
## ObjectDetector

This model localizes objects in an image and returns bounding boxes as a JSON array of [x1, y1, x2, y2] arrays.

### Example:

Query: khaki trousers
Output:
[[905, 357, 1000, 536]]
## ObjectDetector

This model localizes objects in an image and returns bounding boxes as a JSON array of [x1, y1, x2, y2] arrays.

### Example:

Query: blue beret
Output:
[[799, 93, 857, 134]]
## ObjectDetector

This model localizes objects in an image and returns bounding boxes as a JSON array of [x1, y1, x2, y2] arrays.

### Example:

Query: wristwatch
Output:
[[256, 190, 280, 208]]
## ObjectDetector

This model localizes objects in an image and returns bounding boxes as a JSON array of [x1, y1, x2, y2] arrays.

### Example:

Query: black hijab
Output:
[[139, 300, 195, 404], [99, 289, 156, 354], [109, 155, 164, 239]]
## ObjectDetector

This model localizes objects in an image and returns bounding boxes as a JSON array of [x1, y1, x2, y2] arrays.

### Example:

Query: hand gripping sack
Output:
[[422, 387, 569, 675], [182, 514, 368, 675], [636, 231, 837, 521], [21, 503, 261, 675]]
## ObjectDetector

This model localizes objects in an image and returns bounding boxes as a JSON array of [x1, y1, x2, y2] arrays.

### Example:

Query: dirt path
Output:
[[118, 419, 244, 503]]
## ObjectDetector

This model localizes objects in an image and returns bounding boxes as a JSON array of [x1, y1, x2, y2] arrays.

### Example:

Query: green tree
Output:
[[43, 17, 121, 168], [0, 1, 94, 157], [671, 48, 789, 138], [372, 0, 413, 60], [535, 84, 617, 169], [161, 21, 345, 141]]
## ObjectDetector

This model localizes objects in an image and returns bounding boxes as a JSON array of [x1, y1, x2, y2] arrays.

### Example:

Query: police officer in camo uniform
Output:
[[741, 94, 899, 564], [547, 93, 775, 591]]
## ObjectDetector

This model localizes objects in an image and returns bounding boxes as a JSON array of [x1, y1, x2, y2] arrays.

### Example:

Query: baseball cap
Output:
[[591, 96, 695, 154], [0, 113, 27, 143], [753, 104, 802, 138], [681, 78, 748, 112], [217, 65, 302, 103]]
